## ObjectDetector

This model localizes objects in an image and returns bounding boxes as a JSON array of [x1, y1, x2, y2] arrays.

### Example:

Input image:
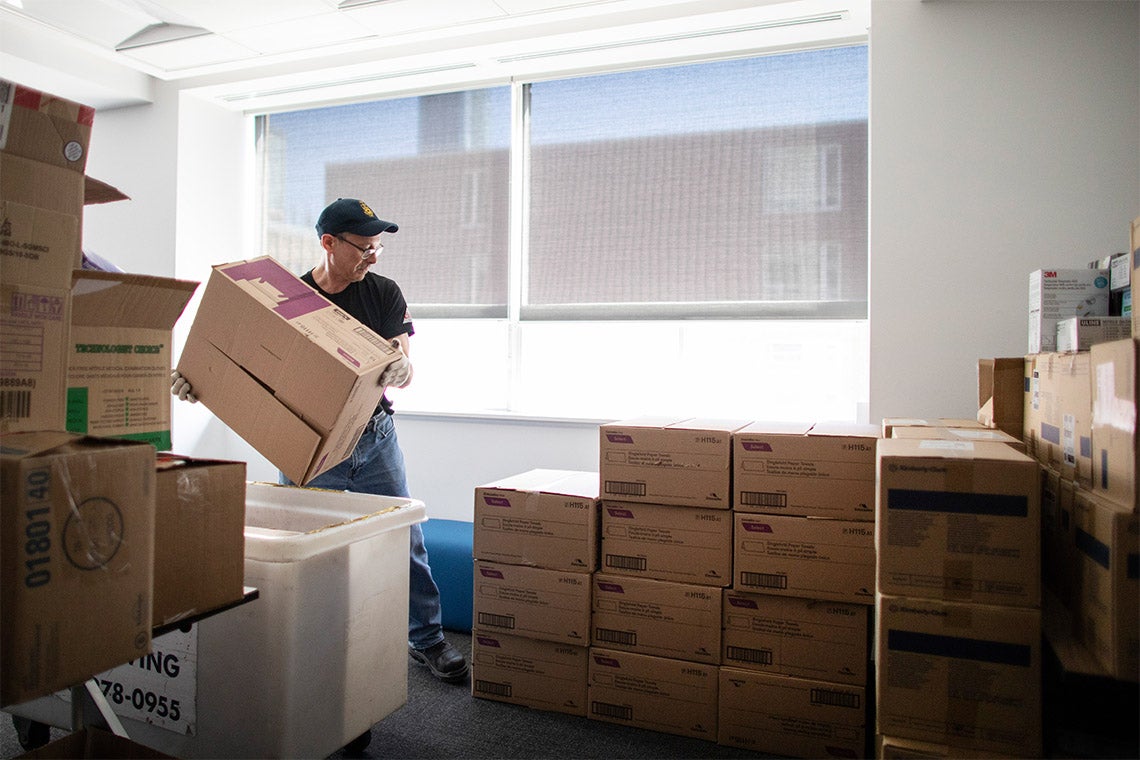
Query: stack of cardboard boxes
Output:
[[0, 81, 247, 711]]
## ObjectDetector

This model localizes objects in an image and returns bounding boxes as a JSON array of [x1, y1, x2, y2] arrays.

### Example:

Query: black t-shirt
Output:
[[301, 270, 414, 414]]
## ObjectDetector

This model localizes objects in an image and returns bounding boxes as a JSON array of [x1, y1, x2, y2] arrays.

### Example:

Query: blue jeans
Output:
[[279, 409, 445, 651]]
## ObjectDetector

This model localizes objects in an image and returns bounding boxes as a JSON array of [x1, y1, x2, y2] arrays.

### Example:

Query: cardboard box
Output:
[[721, 589, 869, 686], [733, 513, 875, 604], [1023, 351, 1093, 487], [0, 431, 154, 707], [0, 281, 70, 433], [1090, 338, 1139, 511], [152, 454, 246, 627], [176, 257, 403, 485], [876, 594, 1042, 757], [890, 425, 1026, 455], [17, 727, 174, 759], [876, 734, 1016, 759], [1040, 466, 1078, 609], [734, 421, 878, 520], [1132, 217, 1139, 336], [473, 469, 600, 572], [591, 573, 721, 664], [67, 271, 198, 451], [1056, 316, 1132, 352], [599, 416, 750, 508], [718, 667, 866, 758], [472, 560, 591, 645], [470, 632, 588, 716], [587, 648, 717, 740], [0, 80, 93, 172], [977, 357, 1026, 439], [881, 417, 984, 439], [1072, 489, 1139, 681], [876, 438, 1041, 608], [0, 199, 81, 290], [1028, 268, 1110, 354], [600, 501, 733, 586]]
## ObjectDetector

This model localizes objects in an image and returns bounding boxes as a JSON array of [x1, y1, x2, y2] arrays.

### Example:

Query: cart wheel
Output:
[[342, 730, 371, 755], [13, 715, 50, 751]]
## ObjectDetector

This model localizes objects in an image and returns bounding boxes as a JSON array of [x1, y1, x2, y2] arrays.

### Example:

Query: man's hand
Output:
[[170, 370, 198, 403], [379, 342, 412, 388]]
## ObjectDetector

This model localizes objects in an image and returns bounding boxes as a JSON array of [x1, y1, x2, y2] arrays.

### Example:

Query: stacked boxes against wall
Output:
[[875, 426, 1044, 758], [594, 417, 746, 741], [727, 421, 878, 758], [470, 469, 601, 716]]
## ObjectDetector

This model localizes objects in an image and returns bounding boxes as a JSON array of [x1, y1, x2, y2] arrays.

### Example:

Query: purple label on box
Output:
[[742, 441, 773, 452], [483, 495, 512, 507], [605, 433, 634, 444], [223, 259, 328, 320], [741, 521, 773, 533]]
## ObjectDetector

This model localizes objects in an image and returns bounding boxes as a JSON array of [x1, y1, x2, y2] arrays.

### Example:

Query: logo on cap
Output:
[[359, 201, 376, 219]]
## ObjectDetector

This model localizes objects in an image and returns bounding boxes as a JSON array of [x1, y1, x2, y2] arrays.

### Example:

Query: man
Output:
[[172, 198, 468, 683]]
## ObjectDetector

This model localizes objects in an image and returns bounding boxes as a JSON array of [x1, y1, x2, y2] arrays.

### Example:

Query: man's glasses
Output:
[[336, 235, 383, 259]]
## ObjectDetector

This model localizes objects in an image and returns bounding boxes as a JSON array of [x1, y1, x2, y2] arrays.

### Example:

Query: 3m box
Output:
[[717, 667, 866, 758], [176, 257, 402, 485], [977, 357, 1026, 439], [67, 271, 197, 451], [876, 594, 1042, 757], [473, 469, 600, 572], [0, 432, 154, 707], [0, 281, 70, 433], [881, 417, 985, 438], [599, 416, 750, 508], [876, 438, 1041, 608], [1024, 351, 1093, 486], [591, 573, 721, 664], [1028, 268, 1110, 354], [733, 514, 875, 604], [721, 589, 869, 686], [587, 648, 717, 741], [152, 454, 246, 628], [734, 421, 879, 520], [1056, 316, 1132, 352], [600, 501, 732, 586], [471, 632, 588, 716], [1072, 489, 1139, 681], [472, 561, 591, 645], [890, 425, 1026, 455], [1090, 338, 1139, 511]]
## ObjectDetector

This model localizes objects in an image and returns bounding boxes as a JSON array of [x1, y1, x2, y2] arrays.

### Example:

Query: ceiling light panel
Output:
[[224, 12, 372, 55], [345, 0, 507, 36]]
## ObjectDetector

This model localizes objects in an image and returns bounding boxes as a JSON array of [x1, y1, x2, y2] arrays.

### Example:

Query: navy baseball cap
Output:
[[315, 198, 398, 237]]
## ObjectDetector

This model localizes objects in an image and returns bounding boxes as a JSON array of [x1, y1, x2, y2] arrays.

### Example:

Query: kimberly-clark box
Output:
[[1090, 338, 1139, 511], [1028, 267, 1110, 353], [591, 573, 721, 664], [599, 417, 750, 508], [717, 667, 866, 758], [470, 632, 588, 716], [176, 257, 403, 485], [1056, 316, 1131, 352], [876, 438, 1041, 608], [733, 514, 875, 604], [876, 594, 1041, 757], [721, 589, 869, 686], [733, 421, 878, 520], [890, 425, 1026, 455], [600, 501, 733, 586], [472, 561, 591, 645], [473, 469, 600, 572]]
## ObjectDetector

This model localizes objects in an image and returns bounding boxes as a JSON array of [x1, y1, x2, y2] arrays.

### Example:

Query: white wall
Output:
[[73, 0, 1140, 521], [868, 0, 1140, 422]]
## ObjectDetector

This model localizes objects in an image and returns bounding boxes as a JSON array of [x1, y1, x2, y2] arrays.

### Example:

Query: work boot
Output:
[[409, 640, 469, 683]]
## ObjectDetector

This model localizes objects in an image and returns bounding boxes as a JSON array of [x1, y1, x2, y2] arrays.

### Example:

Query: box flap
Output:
[[0, 430, 78, 459], [71, 271, 198, 329], [84, 175, 129, 205]]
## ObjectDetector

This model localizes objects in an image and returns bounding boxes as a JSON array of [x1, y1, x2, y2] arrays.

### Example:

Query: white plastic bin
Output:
[[6, 483, 425, 759]]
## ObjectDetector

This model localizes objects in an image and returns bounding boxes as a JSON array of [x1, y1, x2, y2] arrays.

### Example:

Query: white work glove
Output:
[[378, 342, 412, 388], [170, 370, 198, 403]]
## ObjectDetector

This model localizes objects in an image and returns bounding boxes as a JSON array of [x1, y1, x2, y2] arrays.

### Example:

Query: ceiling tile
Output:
[[116, 31, 259, 72], [224, 12, 373, 56], [137, 0, 333, 33], [345, 0, 507, 36]]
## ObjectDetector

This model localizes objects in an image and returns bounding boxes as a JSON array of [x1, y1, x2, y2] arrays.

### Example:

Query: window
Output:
[[257, 45, 869, 421]]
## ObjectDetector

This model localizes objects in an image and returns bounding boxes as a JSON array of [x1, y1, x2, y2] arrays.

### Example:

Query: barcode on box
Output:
[[595, 628, 636, 646], [741, 571, 787, 590], [0, 390, 31, 418], [605, 554, 647, 572], [726, 646, 773, 665], [811, 687, 860, 709], [740, 491, 787, 508], [592, 701, 633, 721], [475, 680, 512, 698], [477, 612, 515, 630], [604, 481, 645, 497]]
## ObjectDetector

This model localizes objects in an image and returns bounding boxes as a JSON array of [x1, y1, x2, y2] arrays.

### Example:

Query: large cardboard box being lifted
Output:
[[176, 257, 403, 485], [0, 432, 155, 708]]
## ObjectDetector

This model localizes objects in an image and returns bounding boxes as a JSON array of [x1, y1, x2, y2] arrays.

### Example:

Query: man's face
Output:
[[332, 232, 384, 280]]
